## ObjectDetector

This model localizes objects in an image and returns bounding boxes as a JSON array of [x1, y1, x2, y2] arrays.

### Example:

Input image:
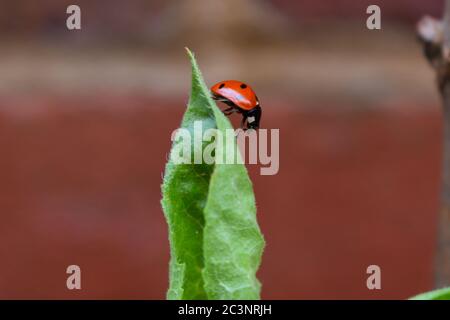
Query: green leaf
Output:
[[409, 287, 450, 300], [161, 48, 265, 300]]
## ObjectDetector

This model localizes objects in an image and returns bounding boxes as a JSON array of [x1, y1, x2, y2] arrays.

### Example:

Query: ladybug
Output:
[[211, 80, 261, 130]]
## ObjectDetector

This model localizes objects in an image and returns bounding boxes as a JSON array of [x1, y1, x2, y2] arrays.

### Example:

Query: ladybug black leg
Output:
[[223, 107, 235, 115], [224, 106, 242, 116], [241, 114, 248, 130]]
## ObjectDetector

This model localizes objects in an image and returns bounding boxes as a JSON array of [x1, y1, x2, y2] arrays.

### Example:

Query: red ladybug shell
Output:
[[210, 80, 259, 111]]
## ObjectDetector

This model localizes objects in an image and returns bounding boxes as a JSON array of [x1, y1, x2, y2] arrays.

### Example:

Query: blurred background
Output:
[[0, 0, 445, 299]]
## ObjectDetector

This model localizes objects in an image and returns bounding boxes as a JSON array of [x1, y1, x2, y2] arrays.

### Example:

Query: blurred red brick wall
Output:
[[0, 0, 444, 38], [273, 0, 443, 23], [0, 96, 441, 299], [0, 0, 443, 300]]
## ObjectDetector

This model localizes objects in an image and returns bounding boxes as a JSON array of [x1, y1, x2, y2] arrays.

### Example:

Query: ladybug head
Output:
[[245, 105, 262, 130]]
